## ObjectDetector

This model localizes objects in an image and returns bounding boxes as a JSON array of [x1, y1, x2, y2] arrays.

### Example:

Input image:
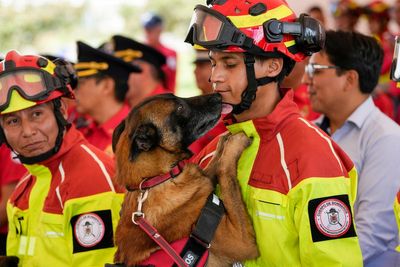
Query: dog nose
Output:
[[208, 93, 222, 104]]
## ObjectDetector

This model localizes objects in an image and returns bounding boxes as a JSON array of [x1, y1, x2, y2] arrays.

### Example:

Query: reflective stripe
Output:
[[299, 118, 344, 173], [15, 172, 31, 189], [27, 237, 36, 256], [284, 40, 296, 48], [45, 231, 64, 237], [256, 211, 285, 220], [227, 5, 293, 28], [276, 133, 292, 190], [199, 151, 216, 167], [18, 236, 28, 255], [56, 162, 65, 209], [81, 144, 115, 192], [17, 236, 37, 256]]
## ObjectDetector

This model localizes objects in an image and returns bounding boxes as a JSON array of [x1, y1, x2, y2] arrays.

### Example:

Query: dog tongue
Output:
[[221, 103, 233, 114]]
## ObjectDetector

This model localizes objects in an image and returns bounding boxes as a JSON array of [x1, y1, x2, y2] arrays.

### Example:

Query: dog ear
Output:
[[130, 123, 159, 161], [112, 120, 126, 153]]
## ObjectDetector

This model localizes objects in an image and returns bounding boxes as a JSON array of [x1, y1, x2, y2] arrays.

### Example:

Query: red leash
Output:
[[131, 186, 188, 267], [134, 216, 188, 267]]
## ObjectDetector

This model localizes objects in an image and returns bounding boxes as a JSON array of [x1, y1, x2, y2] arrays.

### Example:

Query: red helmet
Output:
[[331, 0, 361, 17], [0, 50, 75, 115], [363, 0, 390, 21], [185, 0, 325, 62]]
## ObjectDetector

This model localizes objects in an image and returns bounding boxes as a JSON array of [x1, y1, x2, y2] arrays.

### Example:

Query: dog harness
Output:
[[115, 161, 225, 267]]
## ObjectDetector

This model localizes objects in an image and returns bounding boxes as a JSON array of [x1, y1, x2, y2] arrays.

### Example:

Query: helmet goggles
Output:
[[0, 68, 64, 112], [185, 5, 253, 51]]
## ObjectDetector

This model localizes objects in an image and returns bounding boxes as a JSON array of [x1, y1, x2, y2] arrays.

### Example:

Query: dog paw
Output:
[[224, 132, 251, 155]]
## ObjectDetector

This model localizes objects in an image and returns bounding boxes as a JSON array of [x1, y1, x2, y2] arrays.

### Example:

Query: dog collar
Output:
[[126, 160, 187, 191]]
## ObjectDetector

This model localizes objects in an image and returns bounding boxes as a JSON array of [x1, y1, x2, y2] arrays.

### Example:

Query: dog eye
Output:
[[177, 104, 184, 112]]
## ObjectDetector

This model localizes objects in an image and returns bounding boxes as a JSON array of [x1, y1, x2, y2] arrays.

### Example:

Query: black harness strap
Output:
[[173, 193, 225, 267]]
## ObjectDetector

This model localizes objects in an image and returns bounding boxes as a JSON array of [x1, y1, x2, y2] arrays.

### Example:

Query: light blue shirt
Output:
[[316, 97, 400, 267]]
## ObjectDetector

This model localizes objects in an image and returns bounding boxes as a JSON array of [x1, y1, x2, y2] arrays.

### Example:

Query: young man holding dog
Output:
[[0, 51, 123, 266], [186, 0, 363, 265]]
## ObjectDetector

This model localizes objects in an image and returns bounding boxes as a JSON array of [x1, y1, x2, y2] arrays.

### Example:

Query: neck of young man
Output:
[[234, 83, 281, 122]]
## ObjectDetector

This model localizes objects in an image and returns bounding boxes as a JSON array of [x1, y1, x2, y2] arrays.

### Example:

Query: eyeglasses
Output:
[[305, 63, 340, 78]]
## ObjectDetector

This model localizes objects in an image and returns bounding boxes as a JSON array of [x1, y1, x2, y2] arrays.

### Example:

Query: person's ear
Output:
[[102, 77, 115, 96], [59, 99, 69, 120], [255, 57, 283, 78], [268, 58, 284, 77], [344, 69, 359, 92]]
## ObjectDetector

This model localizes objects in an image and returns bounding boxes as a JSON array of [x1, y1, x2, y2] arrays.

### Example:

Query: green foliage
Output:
[[0, 1, 85, 52], [0, 0, 204, 96], [120, 0, 202, 39]]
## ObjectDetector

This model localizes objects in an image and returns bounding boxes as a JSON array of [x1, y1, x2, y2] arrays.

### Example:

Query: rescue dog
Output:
[[112, 93, 258, 266]]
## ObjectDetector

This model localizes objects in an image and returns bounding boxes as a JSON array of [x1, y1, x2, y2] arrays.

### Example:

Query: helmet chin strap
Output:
[[11, 99, 71, 165], [232, 53, 277, 115]]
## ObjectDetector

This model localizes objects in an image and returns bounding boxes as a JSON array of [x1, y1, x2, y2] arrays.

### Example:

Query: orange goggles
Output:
[[0, 68, 64, 112], [185, 5, 253, 50]]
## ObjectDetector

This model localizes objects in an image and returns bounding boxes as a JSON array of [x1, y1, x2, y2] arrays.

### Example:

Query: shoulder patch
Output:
[[308, 195, 356, 242], [71, 210, 114, 253]]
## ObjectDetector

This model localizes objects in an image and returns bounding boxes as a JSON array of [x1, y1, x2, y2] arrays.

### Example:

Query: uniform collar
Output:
[[224, 89, 300, 140], [345, 96, 374, 129], [316, 96, 375, 135], [88, 104, 130, 136]]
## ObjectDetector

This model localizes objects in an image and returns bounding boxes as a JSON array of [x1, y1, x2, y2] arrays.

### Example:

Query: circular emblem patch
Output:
[[314, 198, 351, 238], [74, 213, 105, 247]]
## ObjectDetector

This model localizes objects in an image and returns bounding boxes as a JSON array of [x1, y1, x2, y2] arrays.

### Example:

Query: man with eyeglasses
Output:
[[303, 30, 400, 267]]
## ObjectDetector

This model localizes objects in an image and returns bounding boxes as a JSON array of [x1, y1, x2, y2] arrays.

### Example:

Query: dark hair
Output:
[[308, 5, 323, 13], [148, 64, 165, 83], [92, 73, 127, 102], [324, 30, 383, 94]]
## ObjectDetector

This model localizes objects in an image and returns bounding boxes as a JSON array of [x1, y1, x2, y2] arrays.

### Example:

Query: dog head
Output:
[[112, 93, 222, 184]]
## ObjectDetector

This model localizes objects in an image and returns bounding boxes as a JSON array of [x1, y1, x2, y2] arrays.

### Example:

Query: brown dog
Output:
[[112, 93, 258, 266]]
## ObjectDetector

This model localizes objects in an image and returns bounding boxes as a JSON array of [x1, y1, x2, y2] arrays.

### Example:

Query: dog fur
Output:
[[112, 93, 258, 266]]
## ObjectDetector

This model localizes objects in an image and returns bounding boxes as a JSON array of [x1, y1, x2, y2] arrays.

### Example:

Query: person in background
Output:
[[330, 0, 361, 32], [73, 41, 141, 155], [282, 57, 320, 120], [112, 35, 169, 108], [362, 0, 396, 120], [186, 0, 363, 265], [0, 145, 26, 255], [0, 51, 124, 266], [193, 49, 213, 95], [303, 30, 400, 266], [141, 12, 177, 93], [307, 5, 326, 27]]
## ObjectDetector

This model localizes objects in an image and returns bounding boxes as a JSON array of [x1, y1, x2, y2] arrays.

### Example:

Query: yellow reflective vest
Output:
[[6, 127, 123, 267]]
